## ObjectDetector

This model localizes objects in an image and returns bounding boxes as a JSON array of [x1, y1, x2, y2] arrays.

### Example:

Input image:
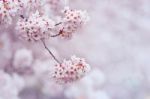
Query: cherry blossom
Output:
[[51, 55, 91, 84], [56, 7, 90, 39], [16, 11, 55, 42], [0, 0, 27, 24]]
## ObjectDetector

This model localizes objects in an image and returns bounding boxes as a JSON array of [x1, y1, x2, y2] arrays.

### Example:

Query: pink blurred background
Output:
[[0, 0, 150, 99]]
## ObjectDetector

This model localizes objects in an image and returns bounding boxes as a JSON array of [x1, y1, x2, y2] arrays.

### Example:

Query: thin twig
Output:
[[41, 39, 61, 64], [55, 22, 62, 26], [49, 22, 62, 37], [50, 32, 62, 37]]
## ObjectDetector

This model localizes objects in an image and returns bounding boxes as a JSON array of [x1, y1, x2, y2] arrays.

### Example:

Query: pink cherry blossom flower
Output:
[[16, 11, 55, 42], [56, 7, 89, 39], [51, 55, 91, 84], [0, 0, 27, 24]]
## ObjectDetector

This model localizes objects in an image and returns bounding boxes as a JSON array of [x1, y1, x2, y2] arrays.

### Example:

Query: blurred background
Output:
[[0, 0, 150, 99]]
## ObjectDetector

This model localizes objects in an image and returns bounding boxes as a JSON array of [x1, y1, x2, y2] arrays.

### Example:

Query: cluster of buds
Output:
[[0, 0, 27, 24], [51, 56, 91, 84], [16, 11, 55, 42]]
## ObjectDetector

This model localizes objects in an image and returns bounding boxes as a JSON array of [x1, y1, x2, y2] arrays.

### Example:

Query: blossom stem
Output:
[[41, 39, 61, 64], [55, 22, 62, 26], [50, 23, 63, 37], [50, 32, 62, 37]]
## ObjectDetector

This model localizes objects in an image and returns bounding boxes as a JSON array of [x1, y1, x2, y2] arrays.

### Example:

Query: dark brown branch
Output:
[[41, 39, 61, 64], [50, 32, 62, 37], [55, 22, 62, 26]]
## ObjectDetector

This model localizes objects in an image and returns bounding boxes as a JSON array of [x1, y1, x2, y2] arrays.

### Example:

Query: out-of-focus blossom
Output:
[[56, 7, 89, 39], [16, 11, 55, 42], [0, 70, 25, 99], [87, 69, 106, 87], [88, 90, 110, 99], [48, 0, 67, 14], [42, 78, 64, 97], [64, 68, 108, 99], [31, 59, 64, 97], [65, 88, 110, 99], [13, 48, 33, 68], [33, 59, 55, 76], [0, 33, 12, 68], [51, 55, 91, 84], [0, 0, 27, 24]]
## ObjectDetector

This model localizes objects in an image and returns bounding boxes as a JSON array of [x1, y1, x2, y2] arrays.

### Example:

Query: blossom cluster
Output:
[[16, 11, 55, 42], [16, 6, 89, 41], [0, 0, 27, 24], [1, 0, 91, 85], [51, 56, 91, 84], [55, 7, 89, 38]]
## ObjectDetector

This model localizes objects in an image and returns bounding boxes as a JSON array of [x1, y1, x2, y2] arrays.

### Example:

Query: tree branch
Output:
[[50, 32, 62, 37], [55, 22, 62, 26], [41, 39, 61, 64]]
